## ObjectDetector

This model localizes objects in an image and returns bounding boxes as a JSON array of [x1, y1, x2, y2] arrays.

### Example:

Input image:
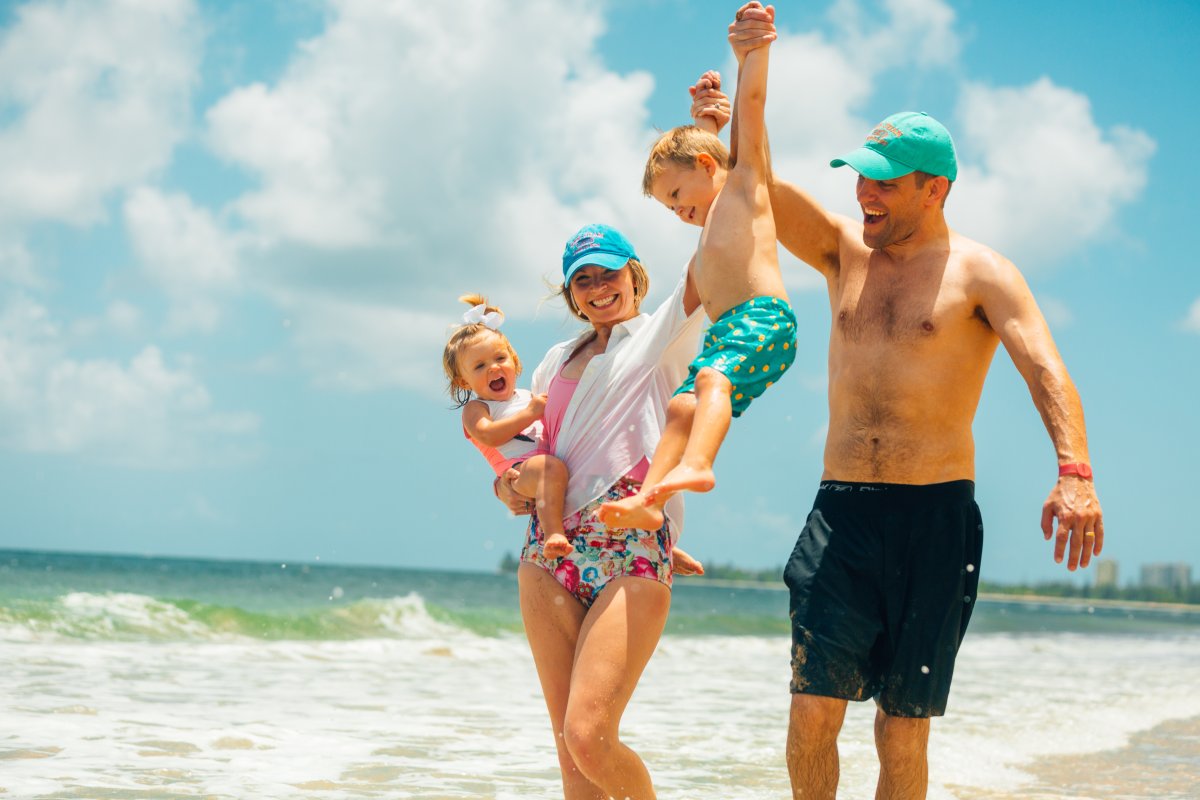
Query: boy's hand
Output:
[[729, 2, 776, 63], [527, 392, 548, 418], [689, 70, 730, 135]]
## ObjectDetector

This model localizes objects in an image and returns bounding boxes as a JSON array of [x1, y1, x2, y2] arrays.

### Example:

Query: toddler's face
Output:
[[650, 160, 718, 227], [456, 333, 518, 401]]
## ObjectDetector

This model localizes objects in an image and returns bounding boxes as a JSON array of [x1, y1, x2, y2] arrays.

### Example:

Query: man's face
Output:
[[650, 160, 720, 228], [855, 172, 924, 250]]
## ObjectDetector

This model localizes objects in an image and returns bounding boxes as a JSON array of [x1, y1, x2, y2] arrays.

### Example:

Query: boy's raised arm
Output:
[[728, 3, 774, 178], [727, 2, 842, 276]]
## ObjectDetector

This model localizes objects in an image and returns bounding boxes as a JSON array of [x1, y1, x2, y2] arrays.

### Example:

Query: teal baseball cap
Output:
[[830, 111, 958, 181], [562, 223, 639, 282]]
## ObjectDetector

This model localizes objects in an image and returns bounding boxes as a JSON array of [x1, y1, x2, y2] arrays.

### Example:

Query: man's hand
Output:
[[728, 2, 776, 64], [495, 468, 533, 515], [1041, 477, 1104, 571], [689, 70, 730, 135]]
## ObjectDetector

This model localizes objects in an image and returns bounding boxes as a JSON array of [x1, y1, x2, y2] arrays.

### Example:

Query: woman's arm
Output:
[[494, 468, 532, 515]]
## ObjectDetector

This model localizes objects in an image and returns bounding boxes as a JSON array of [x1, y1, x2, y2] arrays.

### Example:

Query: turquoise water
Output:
[[2, 549, 1198, 799], [4, 548, 1197, 641]]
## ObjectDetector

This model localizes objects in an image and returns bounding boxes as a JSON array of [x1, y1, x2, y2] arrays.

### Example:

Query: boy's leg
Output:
[[647, 367, 732, 501], [596, 391, 697, 530], [513, 456, 573, 559]]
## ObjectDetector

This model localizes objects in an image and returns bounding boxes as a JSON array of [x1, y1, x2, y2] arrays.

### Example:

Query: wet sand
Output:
[[952, 715, 1200, 799]]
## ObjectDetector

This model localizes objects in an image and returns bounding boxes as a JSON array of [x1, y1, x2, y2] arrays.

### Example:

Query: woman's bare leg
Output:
[[517, 564, 604, 800], [562, 577, 671, 799]]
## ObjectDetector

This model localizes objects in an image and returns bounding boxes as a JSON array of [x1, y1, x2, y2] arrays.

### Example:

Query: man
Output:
[[694, 5, 1105, 798]]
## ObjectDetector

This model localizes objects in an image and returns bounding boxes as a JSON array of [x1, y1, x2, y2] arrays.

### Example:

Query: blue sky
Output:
[[0, 0, 1196, 586]]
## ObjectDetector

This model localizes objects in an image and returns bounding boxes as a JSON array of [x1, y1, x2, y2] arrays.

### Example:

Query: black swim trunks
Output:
[[784, 480, 983, 718]]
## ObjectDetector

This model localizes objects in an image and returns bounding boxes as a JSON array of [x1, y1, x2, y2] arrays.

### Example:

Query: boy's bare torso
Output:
[[694, 166, 788, 321], [825, 228, 1002, 484]]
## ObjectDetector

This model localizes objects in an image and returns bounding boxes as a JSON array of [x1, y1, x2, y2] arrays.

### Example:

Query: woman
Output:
[[497, 222, 704, 798]]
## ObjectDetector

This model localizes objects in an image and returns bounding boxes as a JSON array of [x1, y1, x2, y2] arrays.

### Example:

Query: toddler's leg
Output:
[[597, 391, 697, 531], [513, 455, 573, 559], [648, 367, 732, 501]]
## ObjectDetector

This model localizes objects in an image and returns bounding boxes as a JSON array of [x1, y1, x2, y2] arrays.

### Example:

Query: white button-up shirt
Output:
[[530, 265, 705, 541]]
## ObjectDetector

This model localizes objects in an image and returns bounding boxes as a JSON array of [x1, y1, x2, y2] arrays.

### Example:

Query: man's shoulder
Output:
[[950, 231, 1016, 280]]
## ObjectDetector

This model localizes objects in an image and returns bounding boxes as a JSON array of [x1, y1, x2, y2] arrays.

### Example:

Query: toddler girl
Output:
[[443, 294, 573, 559]]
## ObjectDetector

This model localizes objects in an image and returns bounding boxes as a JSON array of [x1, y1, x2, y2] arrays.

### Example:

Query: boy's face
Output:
[[456, 332, 518, 401], [650, 159, 721, 227]]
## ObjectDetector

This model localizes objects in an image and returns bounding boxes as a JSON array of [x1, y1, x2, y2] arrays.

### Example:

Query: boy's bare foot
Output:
[[542, 532, 573, 560], [672, 547, 705, 576], [597, 494, 665, 532], [646, 464, 715, 501]]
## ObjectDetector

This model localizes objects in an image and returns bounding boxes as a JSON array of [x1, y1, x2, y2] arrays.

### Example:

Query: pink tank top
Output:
[[545, 367, 648, 482]]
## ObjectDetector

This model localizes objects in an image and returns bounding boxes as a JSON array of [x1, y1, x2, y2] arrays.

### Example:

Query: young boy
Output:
[[598, 2, 795, 531]]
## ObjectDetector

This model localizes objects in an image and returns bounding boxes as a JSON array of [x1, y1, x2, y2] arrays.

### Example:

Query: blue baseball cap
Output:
[[562, 223, 639, 282], [830, 111, 958, 182]]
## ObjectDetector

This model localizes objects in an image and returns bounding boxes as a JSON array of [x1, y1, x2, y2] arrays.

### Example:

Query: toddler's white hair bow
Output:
[[462, 303, 504, 330]]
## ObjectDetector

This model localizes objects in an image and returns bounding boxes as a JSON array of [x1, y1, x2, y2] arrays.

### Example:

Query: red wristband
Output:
[[1058, 462, 1093, 480]]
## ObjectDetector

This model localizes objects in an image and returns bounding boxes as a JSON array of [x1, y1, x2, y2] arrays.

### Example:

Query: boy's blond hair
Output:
[[641, 125, 731, 197]]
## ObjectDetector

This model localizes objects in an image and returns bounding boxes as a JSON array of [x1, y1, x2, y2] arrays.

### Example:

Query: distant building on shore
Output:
[[1094, 559, 1118, 588], [1140, 562, 1192, 591]]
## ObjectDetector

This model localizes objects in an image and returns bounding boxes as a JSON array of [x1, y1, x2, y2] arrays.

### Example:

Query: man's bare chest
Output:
[[832, 264, 981, 345]]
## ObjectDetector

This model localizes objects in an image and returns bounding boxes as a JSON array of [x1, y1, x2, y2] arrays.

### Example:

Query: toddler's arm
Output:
[[462, 394, 547, 448]]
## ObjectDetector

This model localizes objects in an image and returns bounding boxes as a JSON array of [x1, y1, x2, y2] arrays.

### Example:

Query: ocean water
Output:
[[1, 549, 1198, 799]]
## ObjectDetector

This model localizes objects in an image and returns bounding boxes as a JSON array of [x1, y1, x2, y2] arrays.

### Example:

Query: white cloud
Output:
[[0, 237, 39, 287], [828, 0, 960, 69], [124, 187, 241, 333], [68, 300, 144, 340], [1184, 298, 1200, 333], [170, 0, 1148, 394], [105, 301, 144, 336], [0, 0, 200, 227], [1037, 296, 1074, 330], [947, 78, 1155, 266], [275, 290, 447, 394], [0, 295, 258, 466], [810, 422, 829, 449], [200, 0, 699, 391], [757, 6, 1152, 271]]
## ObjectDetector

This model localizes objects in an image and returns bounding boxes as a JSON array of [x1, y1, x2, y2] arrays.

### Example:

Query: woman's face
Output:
[[569, 265, 637, 327]]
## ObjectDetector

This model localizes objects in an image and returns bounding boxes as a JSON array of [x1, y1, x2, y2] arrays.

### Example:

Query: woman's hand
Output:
[[495, 468, 533, 515], [689, 70, 730, 135]]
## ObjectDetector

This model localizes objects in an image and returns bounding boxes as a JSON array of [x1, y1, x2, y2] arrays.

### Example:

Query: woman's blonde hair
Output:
[[442, 293, 521, 407], [557, 259, 650, 322]]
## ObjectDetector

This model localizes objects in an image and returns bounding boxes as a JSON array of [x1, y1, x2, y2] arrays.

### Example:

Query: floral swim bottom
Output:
[[520, 475, 673, 608]]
